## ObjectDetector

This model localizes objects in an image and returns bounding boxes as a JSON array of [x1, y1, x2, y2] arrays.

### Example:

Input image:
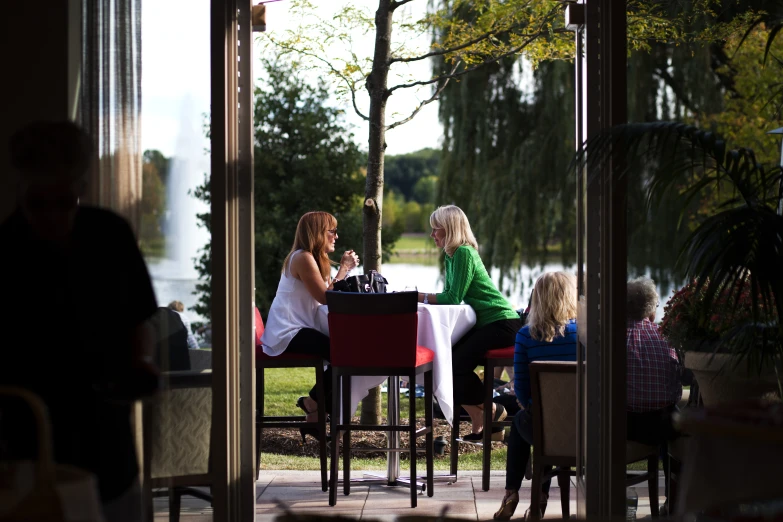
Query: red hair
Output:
[[283, 211, 338, 282]]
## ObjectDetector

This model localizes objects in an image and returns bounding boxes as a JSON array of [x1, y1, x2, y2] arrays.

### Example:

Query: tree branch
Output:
[[388, 37, 542, 93], [388, 15, 532, 65], [387, 5, 561, 94], [653, 67, 698, 115], [267, 37, 371, 123], [386, 61, 460, 131], [390, 0, 417, 10]]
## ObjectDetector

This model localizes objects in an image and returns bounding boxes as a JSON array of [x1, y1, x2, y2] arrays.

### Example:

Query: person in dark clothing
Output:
[[151, 306, 192, 372], [0, 121, 159, 521]]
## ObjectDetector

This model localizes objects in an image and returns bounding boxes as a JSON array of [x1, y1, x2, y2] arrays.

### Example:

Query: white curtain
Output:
[[79, 0, 143, 235]]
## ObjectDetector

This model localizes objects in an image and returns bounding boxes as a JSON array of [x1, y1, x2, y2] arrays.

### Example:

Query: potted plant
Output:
[[660, 278, 781, 406], [578, 123, 783, 406]]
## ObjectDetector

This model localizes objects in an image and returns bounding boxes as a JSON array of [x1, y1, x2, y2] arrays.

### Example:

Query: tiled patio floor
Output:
[[154, 470, 664, 521]]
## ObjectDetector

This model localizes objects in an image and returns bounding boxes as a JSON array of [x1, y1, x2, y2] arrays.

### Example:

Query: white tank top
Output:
[[260, 250, 325, 356]]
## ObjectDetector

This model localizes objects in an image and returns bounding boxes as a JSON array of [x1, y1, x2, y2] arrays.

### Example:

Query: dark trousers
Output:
[[627, 404, 678, 497], [452, 318, 522, 407], [506, 409, 553, 496], [284, 328, 332, 414]]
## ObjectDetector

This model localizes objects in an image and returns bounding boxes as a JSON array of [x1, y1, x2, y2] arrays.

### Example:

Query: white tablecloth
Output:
[[315, 303, 476, 426]]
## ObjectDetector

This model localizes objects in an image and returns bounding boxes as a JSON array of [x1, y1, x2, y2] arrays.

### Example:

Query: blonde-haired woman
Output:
[[261, 211, 359, 440], [417, 205, 521, 439], [494, 271, 578, 521]]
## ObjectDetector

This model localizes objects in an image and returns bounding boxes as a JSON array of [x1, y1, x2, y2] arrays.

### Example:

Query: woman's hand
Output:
[[340, 250, 360, 271]]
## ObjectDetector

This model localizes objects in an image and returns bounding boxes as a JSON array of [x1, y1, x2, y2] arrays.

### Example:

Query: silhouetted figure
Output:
[[0, 121, 159, 521], [167, 300, 200, 350], [152, 306, 192, 372]]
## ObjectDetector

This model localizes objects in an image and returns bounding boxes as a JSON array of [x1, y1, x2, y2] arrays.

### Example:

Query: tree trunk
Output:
[[360, 0, 394, 426]]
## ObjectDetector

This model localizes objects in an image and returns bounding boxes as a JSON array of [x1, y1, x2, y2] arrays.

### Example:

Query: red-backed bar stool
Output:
[[449, 346, 515, 491], [326, 291, 435, 508], [254, 307, 329, 491]]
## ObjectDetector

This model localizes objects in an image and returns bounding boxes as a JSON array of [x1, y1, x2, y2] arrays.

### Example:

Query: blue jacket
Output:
[[514, 319, 578, 407]]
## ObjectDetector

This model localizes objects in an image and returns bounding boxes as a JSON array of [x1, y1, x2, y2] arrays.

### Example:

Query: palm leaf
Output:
[[573, 121, 783, 360]]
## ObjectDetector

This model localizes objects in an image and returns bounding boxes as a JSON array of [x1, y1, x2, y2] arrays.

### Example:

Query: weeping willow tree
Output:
[[437, 57, 576, 292], [434, 0, 773, 296]]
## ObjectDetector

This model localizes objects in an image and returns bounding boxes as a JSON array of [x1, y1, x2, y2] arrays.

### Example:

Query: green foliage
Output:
[[382, 189, 434, 234], [251, 58, 365, 317], [192, 172, 212, 319], [432, 0, 777, 296], [700, 25, 783, 163], [624, 19, 783, 292], [437, 57, 576, 287], [143, 149, 171, 185], [139, 150, 167, 258], [578, 122, 783, 369], [192, 59, 400, 319], [384, 148, 440, 203], [380, 149, 439, 233], [413, 175, 437, 205]]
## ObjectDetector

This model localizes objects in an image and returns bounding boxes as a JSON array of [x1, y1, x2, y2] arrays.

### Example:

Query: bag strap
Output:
[[0, 387, 56, 483]]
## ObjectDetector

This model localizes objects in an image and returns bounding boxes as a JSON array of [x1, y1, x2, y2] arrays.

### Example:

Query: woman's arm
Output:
[[290, 252, 329, 304], [417, 292, 438, 304], [434, 247, 475, 305], [292, 250, 359, 304], [327, 250, 358, 290]]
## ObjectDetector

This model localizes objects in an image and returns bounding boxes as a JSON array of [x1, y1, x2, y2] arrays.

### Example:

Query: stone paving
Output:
[[154, 470, 663, 521]]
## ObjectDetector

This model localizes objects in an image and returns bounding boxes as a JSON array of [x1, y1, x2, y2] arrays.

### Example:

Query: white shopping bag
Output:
[[0, 387, 104, 522]]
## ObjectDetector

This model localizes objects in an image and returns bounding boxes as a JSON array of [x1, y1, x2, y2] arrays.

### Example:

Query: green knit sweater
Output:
[[435, 245, 519, 328]]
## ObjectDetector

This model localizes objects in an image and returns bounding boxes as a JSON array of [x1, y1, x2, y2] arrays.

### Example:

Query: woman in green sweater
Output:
[[418, 205, 521, 440]]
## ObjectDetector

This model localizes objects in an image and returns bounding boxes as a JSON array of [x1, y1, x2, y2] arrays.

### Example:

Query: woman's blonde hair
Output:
[[527, 271, 577, 342], [429, 205, 478, 256], [168, 300, 185, 312], [283, 211, 338, 282]]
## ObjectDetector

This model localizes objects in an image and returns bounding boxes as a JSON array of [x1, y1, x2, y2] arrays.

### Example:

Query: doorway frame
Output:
[[210, 0, 256, 519], [572, 0, 628, 517]]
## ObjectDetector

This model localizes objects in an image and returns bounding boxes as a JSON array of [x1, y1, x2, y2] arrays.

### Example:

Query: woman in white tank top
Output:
[[260, 211, 359, 441]]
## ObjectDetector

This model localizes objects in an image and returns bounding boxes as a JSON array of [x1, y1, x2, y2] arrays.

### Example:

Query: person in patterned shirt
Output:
[[626, 277, 682, 509]]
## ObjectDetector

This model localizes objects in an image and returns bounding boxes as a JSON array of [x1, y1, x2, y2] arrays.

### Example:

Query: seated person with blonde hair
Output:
[[168, 300, 200, 350], [494, 272, 578, 521]]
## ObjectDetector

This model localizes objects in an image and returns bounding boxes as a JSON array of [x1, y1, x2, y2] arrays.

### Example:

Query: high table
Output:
[[316, 302, 477, 488]]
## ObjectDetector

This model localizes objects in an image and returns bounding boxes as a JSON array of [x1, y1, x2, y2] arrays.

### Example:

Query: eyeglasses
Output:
[[327, 229, 338, 235]]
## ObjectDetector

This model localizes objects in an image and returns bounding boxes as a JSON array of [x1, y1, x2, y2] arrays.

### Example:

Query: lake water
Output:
[[146, 257, 671, 324]]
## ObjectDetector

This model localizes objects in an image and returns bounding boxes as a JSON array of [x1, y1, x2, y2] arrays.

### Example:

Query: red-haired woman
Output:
[[260, 211, 359, 441]]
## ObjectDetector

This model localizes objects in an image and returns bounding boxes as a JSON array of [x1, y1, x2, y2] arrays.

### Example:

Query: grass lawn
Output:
[[263, 367, 425, 427], [260, 448, 507, 471], [393, 234, 438, 254], [260, 368, 661, 472]]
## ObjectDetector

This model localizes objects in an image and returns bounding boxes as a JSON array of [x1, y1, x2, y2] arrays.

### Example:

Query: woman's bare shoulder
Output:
[[290, 250, 317, 276]]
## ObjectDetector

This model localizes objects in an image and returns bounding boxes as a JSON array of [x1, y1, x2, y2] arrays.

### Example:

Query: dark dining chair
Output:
[[450, 345, 516, 491], [528, 361, 660, 520], [325, 290, 435, 508], [255, 307, 329, 490]]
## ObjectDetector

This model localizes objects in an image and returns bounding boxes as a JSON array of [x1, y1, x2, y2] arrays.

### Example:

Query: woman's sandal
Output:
[[493, 491, 520, 521], [296, 396, 314, 416], [520, 493, 548, 521], [462, 428, 504, 442], [464, 403, 508, 442], [296, 397, 331, 443], [493, 403, 508, 423]]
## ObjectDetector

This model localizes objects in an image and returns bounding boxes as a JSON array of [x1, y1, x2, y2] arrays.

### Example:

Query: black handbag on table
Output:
[[332, 270, 388, 293]]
